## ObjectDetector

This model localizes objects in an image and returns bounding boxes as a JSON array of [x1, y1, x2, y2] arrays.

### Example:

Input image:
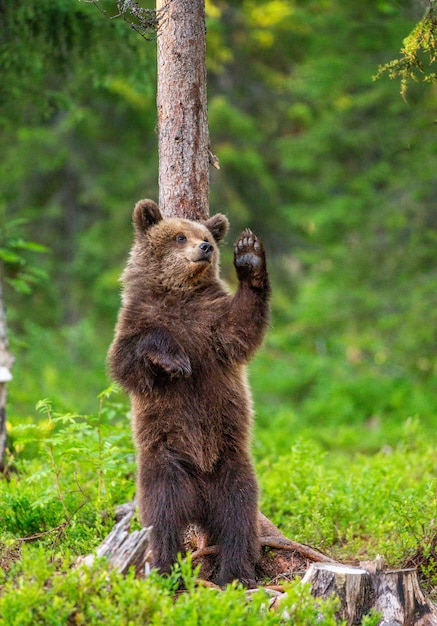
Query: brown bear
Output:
[[108, 199, 270, 586]]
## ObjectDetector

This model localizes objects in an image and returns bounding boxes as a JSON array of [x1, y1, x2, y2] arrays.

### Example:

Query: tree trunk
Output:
[[0, 271, 14, 472], [156, 0, 210, 220]]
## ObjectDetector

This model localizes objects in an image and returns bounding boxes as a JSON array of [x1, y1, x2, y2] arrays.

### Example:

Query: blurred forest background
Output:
[[1, 0, 437, 457]]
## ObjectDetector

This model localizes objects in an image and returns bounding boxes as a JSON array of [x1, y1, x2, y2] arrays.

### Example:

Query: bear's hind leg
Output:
[[205, 458, 260, 588], [137, 454, 197, 575]]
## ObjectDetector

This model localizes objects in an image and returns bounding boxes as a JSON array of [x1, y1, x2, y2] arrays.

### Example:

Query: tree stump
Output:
[[302, 560, 437, 626], [302, 563, 375, 625]]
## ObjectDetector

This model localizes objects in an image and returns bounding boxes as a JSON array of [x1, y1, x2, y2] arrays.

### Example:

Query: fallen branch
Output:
[[78, 504, 152, 576]]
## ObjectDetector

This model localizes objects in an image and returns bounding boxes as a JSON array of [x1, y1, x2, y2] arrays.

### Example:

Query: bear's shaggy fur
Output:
[[108, 199, 270, 586]]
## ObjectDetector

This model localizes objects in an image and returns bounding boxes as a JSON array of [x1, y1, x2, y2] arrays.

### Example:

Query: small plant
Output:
[[2, 390, 135, 548], [360, 610, 382, 626]]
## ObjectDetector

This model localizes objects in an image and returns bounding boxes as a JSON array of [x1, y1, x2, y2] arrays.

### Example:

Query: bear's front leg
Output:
[[234, 229, 269, 291], [216, 229, 270, 363], [108, 327, 191, 395], [139, 328, 192, 379]]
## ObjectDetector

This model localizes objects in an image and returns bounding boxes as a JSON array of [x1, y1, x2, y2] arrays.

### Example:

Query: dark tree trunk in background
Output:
[[0, 271, 13, 472], [156, 0, 210, 220]]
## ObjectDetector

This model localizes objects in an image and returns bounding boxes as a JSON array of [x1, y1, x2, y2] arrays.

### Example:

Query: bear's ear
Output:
[[133, 199, 162, 234], [203, 213, 229, 243]]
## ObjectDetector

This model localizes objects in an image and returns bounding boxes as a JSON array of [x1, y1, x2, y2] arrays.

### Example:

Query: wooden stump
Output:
[[302, 560, 437, 626], [302, 563, 375, 625]]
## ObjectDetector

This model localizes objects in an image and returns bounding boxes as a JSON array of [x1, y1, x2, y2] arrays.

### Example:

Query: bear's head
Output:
[[124, 199, 229, 293]]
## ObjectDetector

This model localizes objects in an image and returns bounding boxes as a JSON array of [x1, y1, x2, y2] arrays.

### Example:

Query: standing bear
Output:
[[108, 199, 270, 586]]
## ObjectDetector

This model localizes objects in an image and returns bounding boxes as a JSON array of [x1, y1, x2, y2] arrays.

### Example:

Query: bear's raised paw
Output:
[[234, 229, 267, 287]]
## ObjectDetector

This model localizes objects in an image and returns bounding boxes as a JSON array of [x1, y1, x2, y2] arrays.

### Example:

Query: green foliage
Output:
[[2, 392, 135, 545], [359, 611, 381, 626], [0, 0, 156, 124], [374, 1, 437, 97], [0, 550, 340, 625], [0, 217, 48, 295], [9, 320, 115, 417], [258, 427, 437, 568], [2, 402, 437, 618]]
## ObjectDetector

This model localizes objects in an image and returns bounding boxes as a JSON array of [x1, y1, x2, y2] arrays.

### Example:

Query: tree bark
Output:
[[156, 0, 210, 220], [0, 271, 14, 472]]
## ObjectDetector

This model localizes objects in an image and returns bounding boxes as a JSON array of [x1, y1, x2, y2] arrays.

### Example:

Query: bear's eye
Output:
[[176, 233, 187, 244]]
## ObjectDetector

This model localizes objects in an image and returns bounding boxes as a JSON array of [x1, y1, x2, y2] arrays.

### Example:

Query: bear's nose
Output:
[[199, 242, 214, 257]]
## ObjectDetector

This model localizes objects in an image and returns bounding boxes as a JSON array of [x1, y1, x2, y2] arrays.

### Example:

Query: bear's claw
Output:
[[165, 353, 192, 378]]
